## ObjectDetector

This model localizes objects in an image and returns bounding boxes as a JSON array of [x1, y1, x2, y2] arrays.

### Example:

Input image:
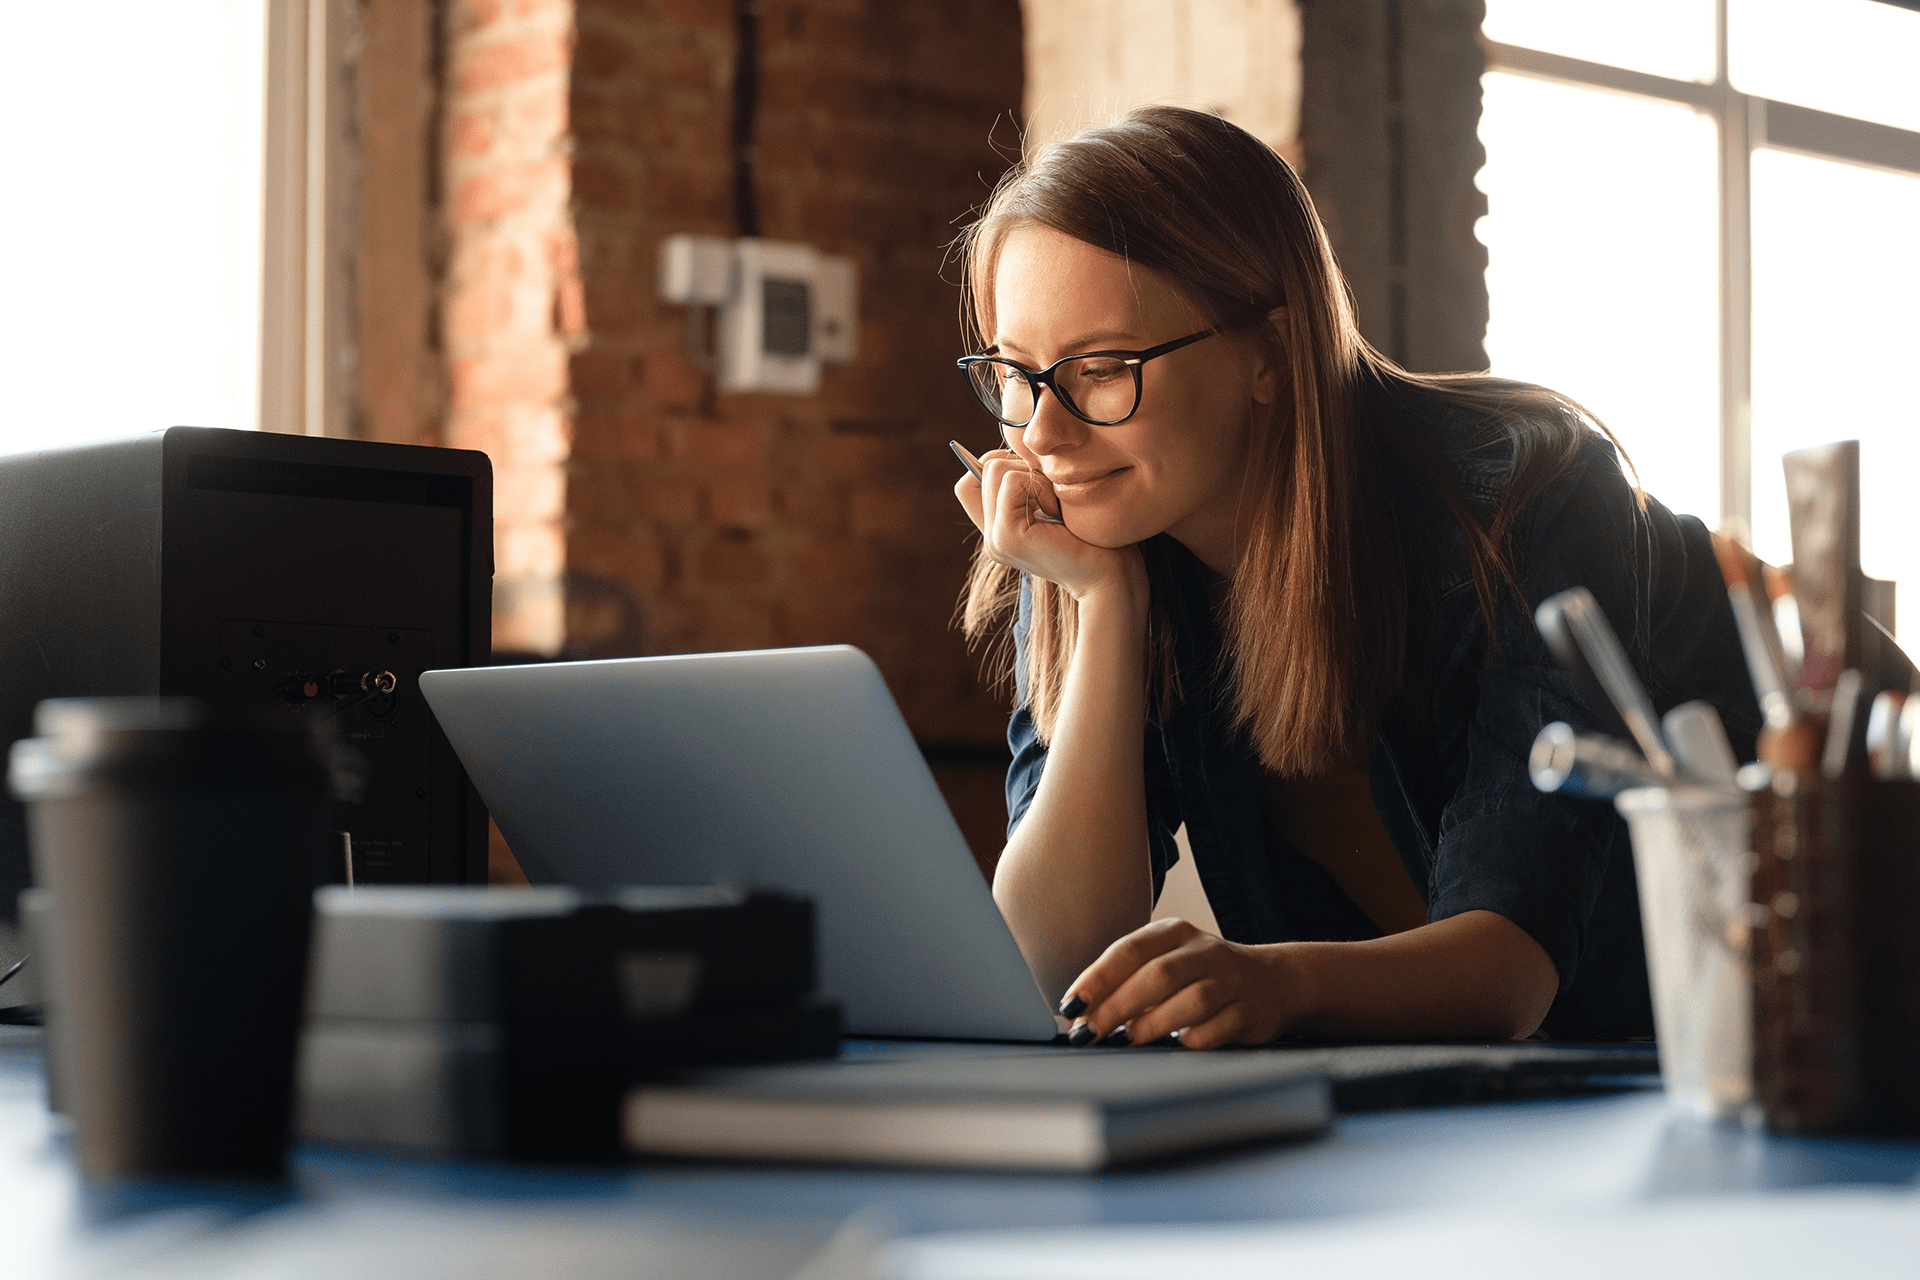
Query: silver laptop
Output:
[[418, 646, 1059, 1041]]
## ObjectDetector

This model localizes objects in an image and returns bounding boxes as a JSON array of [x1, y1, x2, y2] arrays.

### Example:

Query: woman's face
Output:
[[987, 224, 1273, 571]]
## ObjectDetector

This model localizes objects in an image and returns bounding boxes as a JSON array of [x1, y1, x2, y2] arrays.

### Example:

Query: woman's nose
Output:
[[1016, 387, 1086, 458]]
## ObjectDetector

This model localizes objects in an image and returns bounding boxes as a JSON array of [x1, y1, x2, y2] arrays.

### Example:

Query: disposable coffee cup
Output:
[[1614, 785, 1754, 1122], [8, 698, 333, 1181]]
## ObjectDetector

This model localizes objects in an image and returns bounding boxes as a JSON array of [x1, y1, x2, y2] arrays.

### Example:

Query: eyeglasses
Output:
[[956, 329, 1218, 429]]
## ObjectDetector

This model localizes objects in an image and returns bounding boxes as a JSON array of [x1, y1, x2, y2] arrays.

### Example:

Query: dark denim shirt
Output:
[[1005, 409, 1761, 1040]]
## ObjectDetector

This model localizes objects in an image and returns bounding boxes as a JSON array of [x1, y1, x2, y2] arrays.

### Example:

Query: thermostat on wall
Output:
[[657, 234, 857, 395]]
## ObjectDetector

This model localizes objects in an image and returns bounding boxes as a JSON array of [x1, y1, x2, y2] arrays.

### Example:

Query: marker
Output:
[[1661, 700, 1740, 786], [950, 441, 1065, 525], [1529, 722, 1665, 797], [1535, 587, 1677, 778]]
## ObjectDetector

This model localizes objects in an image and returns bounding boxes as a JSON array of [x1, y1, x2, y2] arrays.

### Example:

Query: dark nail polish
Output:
[[1103, 1025, 1131, 1048], [1058, 992, 1088, 1017], [1068, 1020, 1097, 1047]]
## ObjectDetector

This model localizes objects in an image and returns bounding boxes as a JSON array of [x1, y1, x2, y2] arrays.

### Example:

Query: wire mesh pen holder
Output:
[[1748, 773, 1920, 1137], [1614, 785, 1756, 1123]]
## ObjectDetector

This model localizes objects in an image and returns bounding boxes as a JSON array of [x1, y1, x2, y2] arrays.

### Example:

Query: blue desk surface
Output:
[[10, 1028, 1920, 1278]]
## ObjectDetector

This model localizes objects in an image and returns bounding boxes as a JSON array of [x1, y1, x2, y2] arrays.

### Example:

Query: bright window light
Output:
[[0, 3, 265, 458], [1477, 72, 1722, 527], [1749, 148, 1920, 638], [1482, 0, 1717, 83], [1732, 0, 1920, 135]]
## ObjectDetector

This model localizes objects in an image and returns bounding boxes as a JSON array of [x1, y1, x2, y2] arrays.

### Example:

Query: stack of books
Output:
[[298, 885, 838, 1160]]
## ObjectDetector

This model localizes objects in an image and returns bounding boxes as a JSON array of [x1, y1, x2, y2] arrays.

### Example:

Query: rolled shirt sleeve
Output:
[[1419, 441, 1760, 996]]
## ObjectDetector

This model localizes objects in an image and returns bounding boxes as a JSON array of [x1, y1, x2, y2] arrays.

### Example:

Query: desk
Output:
[[9, 1027, 1920, 1278]]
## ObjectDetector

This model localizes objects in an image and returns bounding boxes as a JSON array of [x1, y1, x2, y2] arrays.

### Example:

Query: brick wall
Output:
[[417, 0, 1027, 874], [562, 0, 1023, 756], [442, 0, 583, 654]]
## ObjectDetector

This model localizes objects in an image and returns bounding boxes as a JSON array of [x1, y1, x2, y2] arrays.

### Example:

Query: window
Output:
[[0, 3, 267, 455], [1479, 0, 1920, 635]]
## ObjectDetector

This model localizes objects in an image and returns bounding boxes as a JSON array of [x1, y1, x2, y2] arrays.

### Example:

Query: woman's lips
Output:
[[1047, 466, 1130, 501]]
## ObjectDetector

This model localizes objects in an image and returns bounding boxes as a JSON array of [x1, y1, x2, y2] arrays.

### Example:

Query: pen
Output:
[[950, 441, 1065, 525]]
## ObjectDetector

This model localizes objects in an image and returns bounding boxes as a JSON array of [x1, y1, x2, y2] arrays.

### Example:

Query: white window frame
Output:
[[262, 0, 356, 439], [1483, 0, 1920, 538]]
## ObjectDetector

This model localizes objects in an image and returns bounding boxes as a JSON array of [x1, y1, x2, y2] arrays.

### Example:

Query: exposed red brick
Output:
[[499, 522, 566, 577], [640, 350, 707, 405], [638, 478, 701, 526], [708, 480, 774, 530], [456, 29, 572, 96], [495, 460, 567, 523], [569, 349, 629, 396], [453, 158, 569, 224], [456, 0, 506, 36], [450, 106, 498, 157], [569, 528, 666, 586], [651, 0, 733, 34], [697, 591, 782, 651], [697, 538, 772, 587], [849, 487, 921, 540], [817, 433, 887, 478], [790, 541, 874, 593], [442, 281, 516, 348], [669, 420, 764, 469], [449, 405, 572, 465], [571, 410, 660, 461], [572, 28, 632, 79], [778, 485, 847, 534], [498, 91, 570, 156], [448, 347, 569, 410], [569, 156, 636, 209]]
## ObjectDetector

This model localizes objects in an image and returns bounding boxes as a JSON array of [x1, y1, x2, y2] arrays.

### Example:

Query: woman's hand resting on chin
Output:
[[1058, 918, 1305, 1050], [954, 448, 1141, 603]]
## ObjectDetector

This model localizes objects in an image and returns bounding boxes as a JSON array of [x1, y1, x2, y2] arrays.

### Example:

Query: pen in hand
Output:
[[950, 441, 1065, 525]]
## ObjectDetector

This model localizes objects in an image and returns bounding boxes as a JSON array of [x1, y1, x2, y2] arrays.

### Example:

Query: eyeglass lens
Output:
[[967, 356, 1137, 427]]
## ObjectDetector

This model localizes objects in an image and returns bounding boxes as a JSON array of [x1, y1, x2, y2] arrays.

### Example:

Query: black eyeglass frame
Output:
[[955, 328, 1219, 429]]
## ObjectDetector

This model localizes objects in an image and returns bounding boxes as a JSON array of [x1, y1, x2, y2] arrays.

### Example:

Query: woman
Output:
[[951, 106, 1757, 1048]]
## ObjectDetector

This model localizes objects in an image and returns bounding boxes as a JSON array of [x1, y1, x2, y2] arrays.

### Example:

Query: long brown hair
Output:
[[957, 105, 1615, 776]]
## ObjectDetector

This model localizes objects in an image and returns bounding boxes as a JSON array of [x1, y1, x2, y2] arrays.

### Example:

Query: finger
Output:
[[1120, 972, 1244, 1047], [1058, 919, 1197, 1025], [982, 452, 1062, 524], [976, 457, 1028, 554], [978, 448, 1063, 527], [1092, 943, 1226, 1039], [953, 473, 985, 532], [1171, 1000, 1261, 1052], [982, 458, 1058, 549]]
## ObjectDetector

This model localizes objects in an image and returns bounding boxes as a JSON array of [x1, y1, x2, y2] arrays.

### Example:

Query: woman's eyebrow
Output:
[[995, 329, 1141, 357]]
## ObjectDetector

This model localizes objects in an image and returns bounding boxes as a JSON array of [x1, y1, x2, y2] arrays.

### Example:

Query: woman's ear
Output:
[[1248, 307, 1289, 406]]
